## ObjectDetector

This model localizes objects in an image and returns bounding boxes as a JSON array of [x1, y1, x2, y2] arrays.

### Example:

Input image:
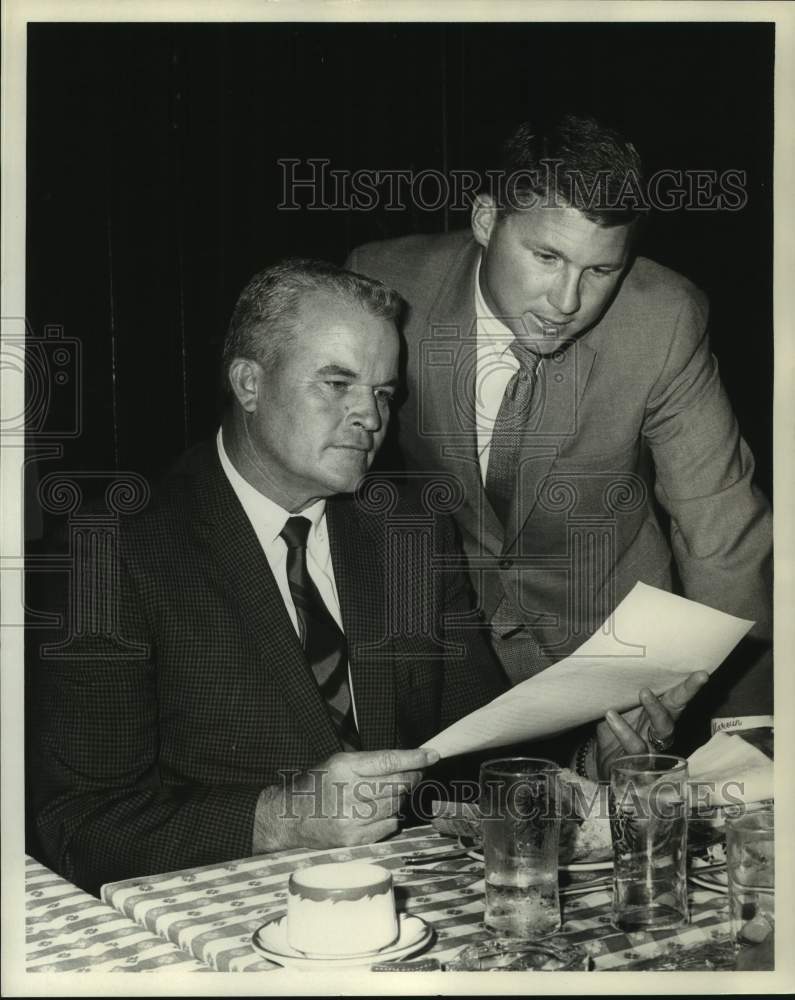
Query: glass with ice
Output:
[[726, 806, 774, 950], [609, 754, 689, 932], [479, 757, 562, 938]]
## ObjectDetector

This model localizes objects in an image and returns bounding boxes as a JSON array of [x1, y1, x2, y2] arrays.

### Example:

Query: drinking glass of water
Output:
[[609, 754, 689, 932], [479, 757, 562, 939], [726, 806, 774, 952]]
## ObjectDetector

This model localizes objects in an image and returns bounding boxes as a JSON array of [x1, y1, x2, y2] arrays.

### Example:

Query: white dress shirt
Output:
[[216, 429, 358, 722], [474, 256, 544, 483]]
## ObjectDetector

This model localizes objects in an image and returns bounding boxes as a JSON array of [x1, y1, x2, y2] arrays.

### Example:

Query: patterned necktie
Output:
[[280, 515, 361, 751], [484, 339, 543, 528]]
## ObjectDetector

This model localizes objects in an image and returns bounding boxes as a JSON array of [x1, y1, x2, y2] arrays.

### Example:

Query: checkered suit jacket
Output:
[[31, 440, 506, 895]]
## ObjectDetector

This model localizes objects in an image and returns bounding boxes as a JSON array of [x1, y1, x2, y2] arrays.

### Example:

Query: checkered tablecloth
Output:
[[25, 856, 204, 972], [97, 826, 735, 972]]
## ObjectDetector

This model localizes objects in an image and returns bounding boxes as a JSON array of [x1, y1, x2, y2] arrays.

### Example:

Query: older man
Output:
[[32, 259, 707, 894], [348, 114, 772, 751]]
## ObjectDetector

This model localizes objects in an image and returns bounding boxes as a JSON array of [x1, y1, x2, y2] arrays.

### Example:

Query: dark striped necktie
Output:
[[484, 339, 543, 528], [280, 515, 361, 751]]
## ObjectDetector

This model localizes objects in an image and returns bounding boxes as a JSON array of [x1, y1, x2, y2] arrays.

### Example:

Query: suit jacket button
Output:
[[499, 558, 513, 570]]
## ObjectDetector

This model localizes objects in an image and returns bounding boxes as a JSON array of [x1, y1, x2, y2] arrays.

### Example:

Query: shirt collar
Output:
[[216, 427, 326, 546], [474, 252, 515, 354]]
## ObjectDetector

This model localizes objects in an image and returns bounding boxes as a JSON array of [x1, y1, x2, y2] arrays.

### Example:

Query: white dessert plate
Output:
[[252, 912, 433, 969], [457, 836, 613, 872]]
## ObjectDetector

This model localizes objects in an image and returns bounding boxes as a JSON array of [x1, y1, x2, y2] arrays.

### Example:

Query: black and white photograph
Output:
[[2, 1, 793, 994]]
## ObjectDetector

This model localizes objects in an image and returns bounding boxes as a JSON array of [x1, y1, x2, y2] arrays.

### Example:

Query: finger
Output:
[[350, 793, 403, 824], [659, 671, 710, 716], [349, 816, 399, 846], [351, 747, 439, 778], [346, 773, 419, 797], [605, 709, 648, 755], [638, 688, 675, 740], [341, 783, 406, 817], [364, 771, 423, 798]]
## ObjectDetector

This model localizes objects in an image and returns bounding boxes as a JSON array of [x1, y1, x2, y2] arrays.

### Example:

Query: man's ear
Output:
[[227, 358, 261, 413], [471, 193, 499, 249]]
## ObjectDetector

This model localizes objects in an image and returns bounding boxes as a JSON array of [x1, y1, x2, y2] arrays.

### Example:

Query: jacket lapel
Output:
[[187, 443, 342, 762], [417, 238, 504, 553], [326, 496, 399, 751], [503, 337, 598, 554]]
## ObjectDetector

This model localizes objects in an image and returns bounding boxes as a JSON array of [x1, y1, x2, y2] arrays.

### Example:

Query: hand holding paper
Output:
[[423, 583, 753, 759], [595, 670, 710, 778]]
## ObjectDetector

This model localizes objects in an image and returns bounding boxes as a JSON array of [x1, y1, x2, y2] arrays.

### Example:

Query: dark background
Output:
[[26, 21, 774, 511]]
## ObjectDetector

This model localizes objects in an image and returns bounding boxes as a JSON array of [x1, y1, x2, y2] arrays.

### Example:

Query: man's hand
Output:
[[253, 747, 439, 853], [594, 671, 710, 780]]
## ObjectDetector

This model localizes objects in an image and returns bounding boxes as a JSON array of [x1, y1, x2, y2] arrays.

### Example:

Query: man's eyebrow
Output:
[[315, 364, 399, 386], [316, 364, 358, 379], [530, 240, 625, 269]]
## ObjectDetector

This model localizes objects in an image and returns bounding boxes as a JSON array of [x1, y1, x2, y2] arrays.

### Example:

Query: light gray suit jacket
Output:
[[348, 231, 773, 721]]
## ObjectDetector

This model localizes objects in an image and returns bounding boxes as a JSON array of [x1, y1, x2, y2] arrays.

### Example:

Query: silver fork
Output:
[[400, 849, 474, 865], [397, 865, 482, 877]]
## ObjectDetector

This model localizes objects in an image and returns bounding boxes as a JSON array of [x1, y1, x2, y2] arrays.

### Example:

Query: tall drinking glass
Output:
[[479, 757, 562, 938], [609, 754, 689, 932], [726, 806, 774, 949]]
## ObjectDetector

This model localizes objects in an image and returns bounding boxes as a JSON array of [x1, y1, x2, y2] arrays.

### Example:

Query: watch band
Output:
[[574, 736, 598, 780]]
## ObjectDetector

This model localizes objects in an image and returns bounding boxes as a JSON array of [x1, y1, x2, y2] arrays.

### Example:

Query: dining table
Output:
[[24, 823, 746, 974], [24, 855, 206, 972]]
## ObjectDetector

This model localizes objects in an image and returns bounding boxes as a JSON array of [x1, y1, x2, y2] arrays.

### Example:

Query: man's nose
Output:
[[349, 389, 383, 431], [547, 268, 581, 316]]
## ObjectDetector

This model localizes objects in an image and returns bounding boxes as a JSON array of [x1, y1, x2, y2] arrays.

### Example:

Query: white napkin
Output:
[[687, 731, 773, 808]]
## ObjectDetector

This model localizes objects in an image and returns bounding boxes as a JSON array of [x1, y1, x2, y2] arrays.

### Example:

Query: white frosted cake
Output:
[[287, 862, 399, 956]]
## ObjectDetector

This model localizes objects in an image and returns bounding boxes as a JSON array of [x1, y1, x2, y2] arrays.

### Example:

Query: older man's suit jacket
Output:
[[348, 231, 773, 720], [31, 440, 506, 894]]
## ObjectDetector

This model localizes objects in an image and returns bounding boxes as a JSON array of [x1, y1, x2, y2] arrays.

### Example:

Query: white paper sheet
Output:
[[423, 582, 754, 759], [688, 731, 773, 806]]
